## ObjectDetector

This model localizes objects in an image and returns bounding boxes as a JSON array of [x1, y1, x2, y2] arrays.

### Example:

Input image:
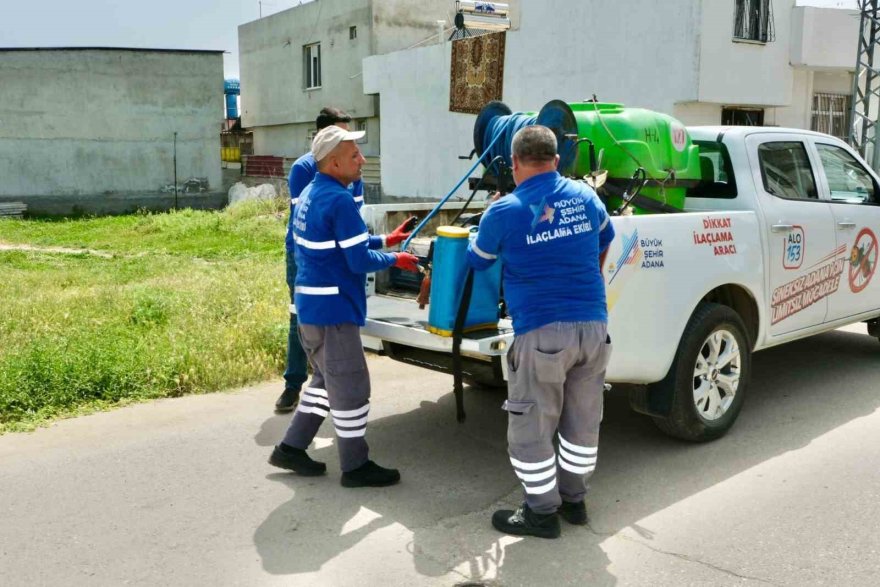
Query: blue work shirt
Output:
[[467, 171, 615, 335], [292, 172, 396, 326], [285, 152, 369, 252]]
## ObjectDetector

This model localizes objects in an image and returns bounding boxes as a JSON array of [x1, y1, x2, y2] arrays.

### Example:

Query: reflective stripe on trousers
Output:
[[503, 321, 611, 514]]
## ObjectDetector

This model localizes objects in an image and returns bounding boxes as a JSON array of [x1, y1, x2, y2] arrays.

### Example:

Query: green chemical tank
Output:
[[475, 99, 702, 214], [540, 100, 701, 214]]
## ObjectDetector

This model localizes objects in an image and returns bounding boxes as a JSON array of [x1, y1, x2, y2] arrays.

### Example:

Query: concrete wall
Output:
[[364, 43, 472, 201], [676, 69, 853, 129], [372, 0, 456, 55], [251, 114, 381, 158], [0, 49, 223, 214], [371, 0, 522, 55], [698, 0, 796, 106], [790, 6, 859, 69], [773, 68, 815, 128], [673, 102, 724, 126], [814, 71, 853, 94], [504, 0, 701, 112]]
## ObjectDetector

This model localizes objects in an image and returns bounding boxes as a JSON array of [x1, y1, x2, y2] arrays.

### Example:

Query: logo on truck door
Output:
[[783, 225, 805, 270], [607, 229, 665, 285], [771, 247, 845, 325], [608, 230, 642, 284], [848, 227, 878, 293], [771, 227, 877, 324]]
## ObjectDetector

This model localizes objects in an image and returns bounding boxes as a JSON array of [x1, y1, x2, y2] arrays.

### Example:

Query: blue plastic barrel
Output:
[[224, 79, 240, 119], [225, 94, 239, 119], [428, 226, 502, 336], [224, 79, 240, 94]]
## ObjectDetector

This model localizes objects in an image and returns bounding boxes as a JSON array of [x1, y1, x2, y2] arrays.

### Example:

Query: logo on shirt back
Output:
[[529, 196, 555, 231], [525, 194, 596, 246]]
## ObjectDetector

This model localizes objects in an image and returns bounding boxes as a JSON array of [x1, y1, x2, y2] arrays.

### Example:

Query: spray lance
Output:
[[401, 132, 508, 314], [415, 156, 507, 310]]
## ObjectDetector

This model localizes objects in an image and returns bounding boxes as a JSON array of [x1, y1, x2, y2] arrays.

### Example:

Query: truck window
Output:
[[758, 142, 818, 200], [688, 141, 737, 198], [816, 143, 878, 204]]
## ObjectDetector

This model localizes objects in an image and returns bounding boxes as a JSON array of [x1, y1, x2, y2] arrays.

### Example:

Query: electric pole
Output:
[[849, 0, 880, 170]]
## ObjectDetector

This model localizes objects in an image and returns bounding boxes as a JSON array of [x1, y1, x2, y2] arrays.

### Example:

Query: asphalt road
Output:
[[2, 324, 880, 586]]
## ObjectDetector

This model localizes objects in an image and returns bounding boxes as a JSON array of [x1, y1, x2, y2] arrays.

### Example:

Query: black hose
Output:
[[451, 268, 476, 423], [612, 168, 650, 216], [452, 156, 505, 226]]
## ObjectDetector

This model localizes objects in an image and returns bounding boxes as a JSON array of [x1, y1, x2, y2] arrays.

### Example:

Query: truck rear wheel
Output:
[[650, 302, 751, 442]]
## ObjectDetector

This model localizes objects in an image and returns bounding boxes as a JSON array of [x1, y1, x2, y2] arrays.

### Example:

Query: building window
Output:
[[304, 43, 321, 90], [722, 107, 765, 126], [356, 120, 367, 144], [350, 26, 357, 40], [733, 0, 775, 43], [812, 93, 851, 141]]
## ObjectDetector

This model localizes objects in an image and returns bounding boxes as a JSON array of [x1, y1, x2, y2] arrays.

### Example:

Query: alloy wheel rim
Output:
[[692, 329, 741, 421]]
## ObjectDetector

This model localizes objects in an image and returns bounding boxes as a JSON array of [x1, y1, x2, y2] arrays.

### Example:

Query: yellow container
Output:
[[221, 147, 241, 162]]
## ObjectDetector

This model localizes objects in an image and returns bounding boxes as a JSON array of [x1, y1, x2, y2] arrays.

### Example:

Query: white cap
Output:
[[311, 125, 366, 162]]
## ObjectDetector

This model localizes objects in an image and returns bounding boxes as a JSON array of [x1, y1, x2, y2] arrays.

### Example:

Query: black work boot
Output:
[[341, 460, 401, 488], [491, 503, 560, 539], [274, 388, 300, 413], [558, 500, 588, 525], [268, 443, 326, 476]]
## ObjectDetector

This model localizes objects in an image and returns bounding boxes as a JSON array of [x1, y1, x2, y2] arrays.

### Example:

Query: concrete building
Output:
[[237, 0, 521, 161], [0, 47, 224, 215], [362, 0, 861, 200]]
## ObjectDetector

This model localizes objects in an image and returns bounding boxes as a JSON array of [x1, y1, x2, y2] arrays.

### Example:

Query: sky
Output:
[[1, 0, 314, 78], [0, 0, 861, 79]]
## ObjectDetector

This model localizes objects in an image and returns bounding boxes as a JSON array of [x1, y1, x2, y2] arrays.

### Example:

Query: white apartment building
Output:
[[363, 0, 860, 199]]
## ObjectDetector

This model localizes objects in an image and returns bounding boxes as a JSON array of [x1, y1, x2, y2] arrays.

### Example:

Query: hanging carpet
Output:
[[449, 32, 506, 114]]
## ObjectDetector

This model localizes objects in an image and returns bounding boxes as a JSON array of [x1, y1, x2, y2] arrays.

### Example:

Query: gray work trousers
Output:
[[281, 323, 371, 472], [504, 321, 611, 514]]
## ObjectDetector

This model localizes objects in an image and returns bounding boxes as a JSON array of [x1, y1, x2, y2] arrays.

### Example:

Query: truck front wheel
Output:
[[650, 302, 751, 442]]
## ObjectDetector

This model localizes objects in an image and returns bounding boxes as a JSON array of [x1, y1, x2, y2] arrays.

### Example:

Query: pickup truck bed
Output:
[[366, 294, 513, 386]]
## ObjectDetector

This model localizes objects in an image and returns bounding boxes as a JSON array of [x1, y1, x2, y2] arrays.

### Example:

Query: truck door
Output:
[[746, 134, 837, 337], [811, 139, 880, 322]]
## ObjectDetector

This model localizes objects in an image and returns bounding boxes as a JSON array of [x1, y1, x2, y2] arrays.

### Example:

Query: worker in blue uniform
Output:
[[269, 125, 420, 487], [467, 125, 615, 538], [276, 107, 415, 412]]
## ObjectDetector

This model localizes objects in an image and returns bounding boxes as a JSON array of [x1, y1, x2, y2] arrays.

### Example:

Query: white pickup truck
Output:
[[361, 127, 880, 441]]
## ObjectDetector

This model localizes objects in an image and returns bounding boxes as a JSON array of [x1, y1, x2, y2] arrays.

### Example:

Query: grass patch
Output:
[[0, 198, 292, 433]]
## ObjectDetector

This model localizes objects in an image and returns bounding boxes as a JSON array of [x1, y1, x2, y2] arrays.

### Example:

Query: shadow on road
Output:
[[252, 328, 880, 585]]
